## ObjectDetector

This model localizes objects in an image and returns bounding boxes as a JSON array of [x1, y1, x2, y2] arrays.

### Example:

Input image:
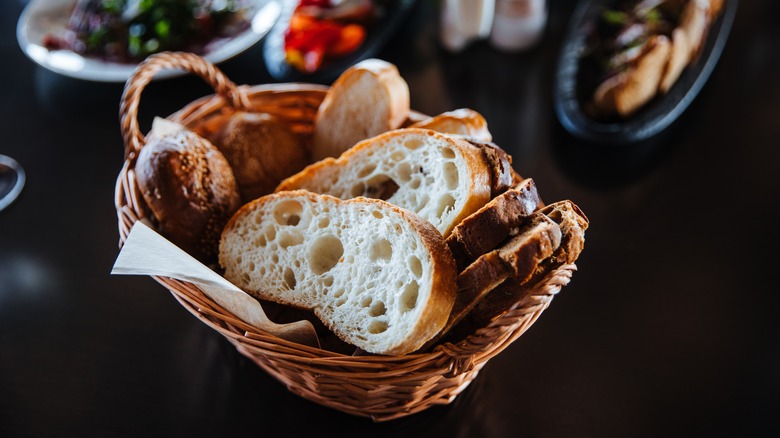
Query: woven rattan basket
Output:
[[114, 52, 577, 421]]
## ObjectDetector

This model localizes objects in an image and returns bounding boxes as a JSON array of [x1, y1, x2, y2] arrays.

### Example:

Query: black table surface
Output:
[[2, 0, 779, 436]]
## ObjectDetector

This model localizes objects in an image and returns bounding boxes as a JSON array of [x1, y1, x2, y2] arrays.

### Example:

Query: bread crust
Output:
[[537, 200, 589, 264], [422, 213, 561, 348], [449, 200, 588, 337], [464, 139, 515, 197], [411, 108, 492, 142], [447, 178, 542, 271], [312, 59, 410, 161], [208, 112, 309, 203], [136, 129, 240, 262], [277, 128, 493, 238]]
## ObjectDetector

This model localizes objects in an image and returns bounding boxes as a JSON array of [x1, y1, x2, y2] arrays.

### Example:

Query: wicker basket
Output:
[[114, 52, 577, 422]]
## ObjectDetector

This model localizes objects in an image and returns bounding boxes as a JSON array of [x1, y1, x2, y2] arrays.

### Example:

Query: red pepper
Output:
[[284, 19, 341, 52], [283, 1, 371, 73], [327, 24, 366, 56]]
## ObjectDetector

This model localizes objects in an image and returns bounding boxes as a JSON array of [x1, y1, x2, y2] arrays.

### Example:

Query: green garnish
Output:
[[601, 10, 630, 26], [645, 8, 662, 22], [155, 20, 170, 39]]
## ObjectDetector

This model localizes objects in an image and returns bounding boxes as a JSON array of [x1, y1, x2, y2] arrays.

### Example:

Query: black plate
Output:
[[553, 0, 738, 145], [263, 0, 417, 84]]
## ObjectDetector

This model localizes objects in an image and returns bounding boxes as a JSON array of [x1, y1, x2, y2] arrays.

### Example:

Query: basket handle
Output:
[[119, 51, 252, 160]]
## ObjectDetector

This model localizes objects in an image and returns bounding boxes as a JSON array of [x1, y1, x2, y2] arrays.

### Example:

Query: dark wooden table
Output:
[[2, 0, 778, 436]]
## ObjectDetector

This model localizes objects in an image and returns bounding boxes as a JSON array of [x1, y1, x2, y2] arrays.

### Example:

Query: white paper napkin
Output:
[[111, 221, 319, 348]]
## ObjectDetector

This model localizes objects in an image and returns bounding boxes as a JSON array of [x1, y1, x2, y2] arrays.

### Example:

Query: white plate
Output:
[[17, 0, 281, 82]]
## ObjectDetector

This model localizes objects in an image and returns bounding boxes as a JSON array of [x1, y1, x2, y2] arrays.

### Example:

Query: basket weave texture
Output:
[[114, 52, 576, 421]]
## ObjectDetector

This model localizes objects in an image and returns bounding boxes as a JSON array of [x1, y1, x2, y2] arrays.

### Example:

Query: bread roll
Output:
[[209, 112, 309, 203], [135, 123, 240, 262]]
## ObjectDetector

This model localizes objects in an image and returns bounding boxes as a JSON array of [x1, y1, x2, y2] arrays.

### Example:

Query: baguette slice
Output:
[[312, 59, 410, 161], [219, 190, 457, 355], [422, 213, 561, 348], [465, 139, 515, 197], [411, 108, 493, 143], [277, 128, 493, 238], [447, 178, 542, 271], [450, 200, 588, 338], [537, 200, 589, 265]]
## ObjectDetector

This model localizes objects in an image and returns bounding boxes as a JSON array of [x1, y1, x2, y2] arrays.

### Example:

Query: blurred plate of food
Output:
[[262, 0, 416, 83], [17, 0, 282, 82], [554, 0, 737, 145]]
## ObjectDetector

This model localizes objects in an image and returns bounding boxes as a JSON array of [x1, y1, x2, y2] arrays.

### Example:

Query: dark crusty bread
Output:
[[410, 108, 492, 143], [537, 200, 589, 265], [207, 112, 309, 203], [135, 121, 240, 262], [421, 213, 561, 349], [219, 190, 457, 355], [448, 200, 588, 337], [447, 178, 542, 271], [455, 214, 561, 308], [465, 139, 514, 197]]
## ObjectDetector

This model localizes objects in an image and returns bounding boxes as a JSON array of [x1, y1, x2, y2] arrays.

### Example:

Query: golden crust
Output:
[[312, 59, 410, 161], [277, 128, 493, 239], [220, 190, 457, 356], [411, 108, 493, 143], [136, 130, 240, 263]]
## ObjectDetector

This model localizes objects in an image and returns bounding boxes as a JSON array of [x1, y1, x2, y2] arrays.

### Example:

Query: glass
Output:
[[0, 155, 25, 212]]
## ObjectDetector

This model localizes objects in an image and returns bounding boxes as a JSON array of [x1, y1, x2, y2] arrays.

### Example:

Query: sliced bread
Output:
[[277, 128, 493, 238], [465, 139, 515, 197], [312, 59, 410, 161], [422, 213, 561, 348], [450, 200, 588, 336], [447, 178, 542, 271], [536, 200, 589, 265], [411, 108, 493, 143], [219, 190, 457, 355]]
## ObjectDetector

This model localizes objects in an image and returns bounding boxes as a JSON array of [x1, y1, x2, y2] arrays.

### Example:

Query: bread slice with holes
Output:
[[277, 128, 493, 238], [411, 108, 493, 143], [219, 190, 457, 355], [312, 59, 410, 161]]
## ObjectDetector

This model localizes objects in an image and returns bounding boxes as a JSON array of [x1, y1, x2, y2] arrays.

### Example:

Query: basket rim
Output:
[[114, 79, 575, 359]]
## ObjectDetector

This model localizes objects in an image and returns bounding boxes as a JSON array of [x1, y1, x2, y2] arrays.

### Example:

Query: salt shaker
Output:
[[490, 0, 547, 51], [440, 0, 496, 52]]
